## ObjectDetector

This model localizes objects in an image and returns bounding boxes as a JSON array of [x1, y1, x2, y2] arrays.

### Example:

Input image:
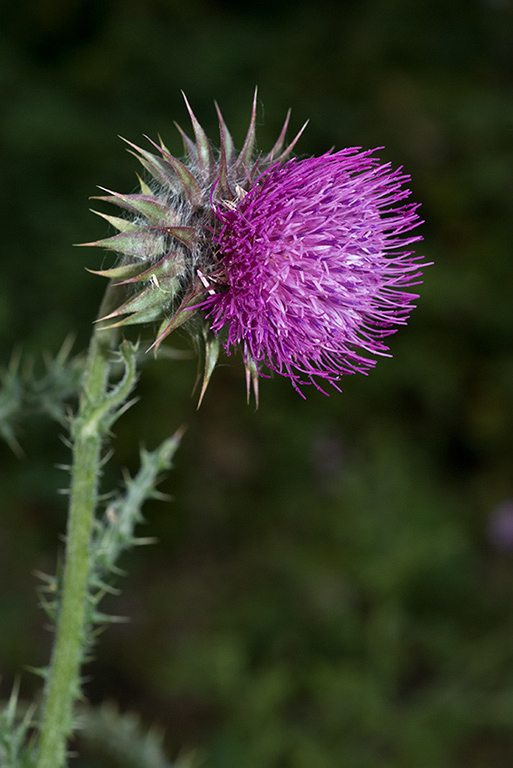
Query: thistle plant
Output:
[[0, 91, 426, 767]]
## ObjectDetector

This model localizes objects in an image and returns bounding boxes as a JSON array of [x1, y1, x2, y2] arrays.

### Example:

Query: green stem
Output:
[[36, 286, 122, 768]]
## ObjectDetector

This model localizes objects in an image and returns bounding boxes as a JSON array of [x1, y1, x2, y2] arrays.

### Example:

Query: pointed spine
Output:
[[236, 87, 258, 172], [196, 329, 220, 408], [245, 356, 260, 408], [181, 91, 215, 180], [216, 105, 234, 199], [273, 120, 309, 164], [263, 109, 291, 163], [215, 101, 235, 167], [173, 121, 198, 164]]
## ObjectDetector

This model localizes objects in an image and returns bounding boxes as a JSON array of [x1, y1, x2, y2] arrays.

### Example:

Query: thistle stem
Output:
[[36, 285, 122, 768]]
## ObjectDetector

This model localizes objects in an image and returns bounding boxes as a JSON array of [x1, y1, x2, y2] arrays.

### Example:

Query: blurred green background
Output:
[[1, 0, 513, 765]]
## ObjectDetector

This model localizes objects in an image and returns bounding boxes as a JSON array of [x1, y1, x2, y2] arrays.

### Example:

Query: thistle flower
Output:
[[83, 92, 425, 401]]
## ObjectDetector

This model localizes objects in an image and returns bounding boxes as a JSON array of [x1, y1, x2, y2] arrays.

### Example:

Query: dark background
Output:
[[1, 0, 513, 765]]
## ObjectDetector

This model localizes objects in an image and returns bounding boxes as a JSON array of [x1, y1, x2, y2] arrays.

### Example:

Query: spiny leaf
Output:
[[78, 700, 198, 768], [0, 354, 24, 457], [0, 678, 37, 766]]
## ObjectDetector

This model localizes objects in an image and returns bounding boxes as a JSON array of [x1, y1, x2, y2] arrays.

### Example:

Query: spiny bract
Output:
[[83, 91, 425, 402]]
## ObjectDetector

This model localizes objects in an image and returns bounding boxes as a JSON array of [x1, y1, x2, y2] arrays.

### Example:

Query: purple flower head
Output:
[[204, 148, 425, 394], [85, 93, 427, 402]]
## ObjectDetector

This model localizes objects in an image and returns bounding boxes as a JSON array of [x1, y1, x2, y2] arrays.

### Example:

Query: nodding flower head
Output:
[[83, 91, 426, 403]]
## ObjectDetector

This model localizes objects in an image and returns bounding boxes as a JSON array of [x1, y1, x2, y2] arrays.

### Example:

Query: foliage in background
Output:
[[1, 0, 513, 766]]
